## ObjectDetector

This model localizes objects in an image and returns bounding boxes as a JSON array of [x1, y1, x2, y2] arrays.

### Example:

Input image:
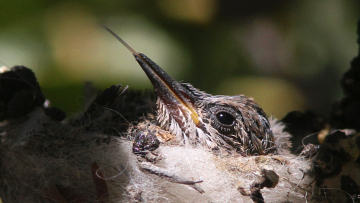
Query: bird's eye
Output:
[[216, 111, 235, 125], [209, 106, 237, 134]]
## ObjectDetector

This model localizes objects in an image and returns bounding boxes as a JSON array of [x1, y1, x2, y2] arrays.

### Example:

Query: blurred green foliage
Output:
[[0, 0, 359, 118]]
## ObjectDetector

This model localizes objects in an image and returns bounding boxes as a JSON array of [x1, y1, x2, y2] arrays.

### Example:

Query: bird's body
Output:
[[108, 119, 312, 202]]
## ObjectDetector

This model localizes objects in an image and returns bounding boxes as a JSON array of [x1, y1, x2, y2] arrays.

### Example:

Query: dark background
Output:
[[0, 0, 359, 118]]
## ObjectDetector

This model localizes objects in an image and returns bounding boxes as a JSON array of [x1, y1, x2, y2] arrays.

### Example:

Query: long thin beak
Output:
[[104, 26, 200, 125], [134, 53, 200, 125]]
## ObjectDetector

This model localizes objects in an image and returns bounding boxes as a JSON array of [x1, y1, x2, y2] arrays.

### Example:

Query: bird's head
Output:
[[106, 28, 275, 155], [134, 53, 275, 155]]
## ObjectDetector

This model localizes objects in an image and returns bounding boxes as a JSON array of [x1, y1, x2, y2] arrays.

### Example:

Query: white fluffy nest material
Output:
[[0, 110, 313, 202]]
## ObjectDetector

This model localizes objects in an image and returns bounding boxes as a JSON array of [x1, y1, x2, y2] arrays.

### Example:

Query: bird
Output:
[[103, 26, 276, 157], [97, 28, 310, 202]]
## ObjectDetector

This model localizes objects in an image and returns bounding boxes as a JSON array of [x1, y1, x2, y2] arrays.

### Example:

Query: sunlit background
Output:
[[0, 0, 359, 118]]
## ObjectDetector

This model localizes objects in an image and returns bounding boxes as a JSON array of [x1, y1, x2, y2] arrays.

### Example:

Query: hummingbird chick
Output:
[[105, 27, 275, 156]]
